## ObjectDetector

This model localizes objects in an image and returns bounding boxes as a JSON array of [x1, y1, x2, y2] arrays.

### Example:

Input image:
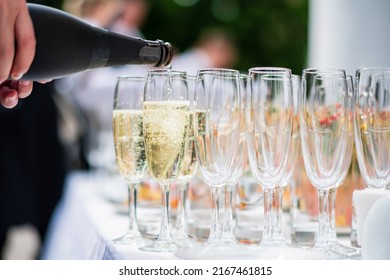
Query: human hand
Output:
[[0, 0, 36, 82]]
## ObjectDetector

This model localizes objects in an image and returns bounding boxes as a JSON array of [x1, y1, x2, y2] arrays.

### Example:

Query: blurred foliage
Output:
[[38, 0, 308, 74], [142, 0, 309, 74]]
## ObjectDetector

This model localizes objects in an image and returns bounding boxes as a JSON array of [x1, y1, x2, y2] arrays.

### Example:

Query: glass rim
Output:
[[248, 66, 292, 74], [258, 74, 291, 81], [355, 67, 390, 75], [147, 69, 187, 76], [196, 68, 240, 74], [303, 68, 346, 75]]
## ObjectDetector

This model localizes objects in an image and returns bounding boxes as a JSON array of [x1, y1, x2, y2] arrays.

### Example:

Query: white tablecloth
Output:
[[41, 171, 357, 260], [42, 171, 177, 260]]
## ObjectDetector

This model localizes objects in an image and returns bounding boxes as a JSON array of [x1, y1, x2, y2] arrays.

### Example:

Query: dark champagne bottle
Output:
[[22, 4, 173, 80]]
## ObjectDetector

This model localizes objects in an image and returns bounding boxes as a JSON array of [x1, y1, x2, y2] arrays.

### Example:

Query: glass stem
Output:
[[262, 188, 273, 245], [289, 179, 298, 228], [223, 184, 236, 240], [315, 188, 330, 248], [327, 187, 338, 243], [158, 184, 171, 241], [174, 183, 188, 234], [207, 186, 223, 245], [127, 183, 139, 233], [272, 185, 285, 243]]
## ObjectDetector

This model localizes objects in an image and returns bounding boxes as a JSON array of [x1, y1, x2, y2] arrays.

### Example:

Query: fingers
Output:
[[10, 5, 36, 80], [0, 80, 33, 109], [0, 1, 36, 109], [0, 1, 36, 82], [9, 80, 33, 98], [0, 85, 19, 109], [0, 9, 15, 82]]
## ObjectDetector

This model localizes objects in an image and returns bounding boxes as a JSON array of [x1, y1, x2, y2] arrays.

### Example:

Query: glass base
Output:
[[328, 241, 361, 259], [309, 244, 345, 260], [221, 234, 239, 246], [260, 239, 289, 248], [173, 231, 198, 248], [139, 239, 177, 253]]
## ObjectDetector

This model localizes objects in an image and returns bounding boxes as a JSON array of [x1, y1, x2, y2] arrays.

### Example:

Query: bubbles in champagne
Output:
[[112, 109, 146, 183], [143, 100, 190, 184]]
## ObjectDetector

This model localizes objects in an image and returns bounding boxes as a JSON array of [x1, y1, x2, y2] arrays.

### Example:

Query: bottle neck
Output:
[[98, 31, 173, 68]]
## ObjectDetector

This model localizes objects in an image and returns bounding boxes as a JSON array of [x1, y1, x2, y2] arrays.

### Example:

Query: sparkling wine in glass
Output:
[[300, 68, 353, 257], [112, 76, 147, 245], [140, 69, 191, 252]]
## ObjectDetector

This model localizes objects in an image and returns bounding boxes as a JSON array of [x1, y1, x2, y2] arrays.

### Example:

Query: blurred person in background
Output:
[[56, 0, 151, 171], [53, 0, 122, 170], [172, 28, 238, 75], [109, 0, 149, 37], [63, 0, 121, 27]]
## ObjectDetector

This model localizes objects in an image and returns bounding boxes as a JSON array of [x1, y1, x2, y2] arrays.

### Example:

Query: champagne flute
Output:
[[194, 68, 241, 247], [222, 74, 248, 244], [272, 74, 301, 246], [354, 67, 390, 189], [300, 68, 353, 257], [327, 75, 360, 257], [112, 76, 147, 244], [173, 75, 198, 247], [246, 67, 293, 247], [140, 69, 191, 252]]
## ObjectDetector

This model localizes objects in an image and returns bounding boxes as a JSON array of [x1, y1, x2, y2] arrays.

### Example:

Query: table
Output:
[[42, 171, 356, 260]]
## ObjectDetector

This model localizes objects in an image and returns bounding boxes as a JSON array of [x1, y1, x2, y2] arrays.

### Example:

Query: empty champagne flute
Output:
[[300, 68, 353, 257], [140, 69, 191, 252], [272, 74, 301, 246], [222, 74, 249, 244], [112, 76, 147, 245], [327, 75, 360, 257], [194, 68, 241, 247], [354, 67, 390, 190], [246, 67, 293, 247]]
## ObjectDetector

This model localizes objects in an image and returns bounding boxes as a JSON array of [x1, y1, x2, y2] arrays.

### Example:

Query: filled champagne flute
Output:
[[140, 69, 191, 252], [194, 68, 241, 247], [300, 68, 353, 257], [354, 67, 390, 190], [246, 67, 293, 247], [112, 76, 147, 245], [173, 75, 198, 247]]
